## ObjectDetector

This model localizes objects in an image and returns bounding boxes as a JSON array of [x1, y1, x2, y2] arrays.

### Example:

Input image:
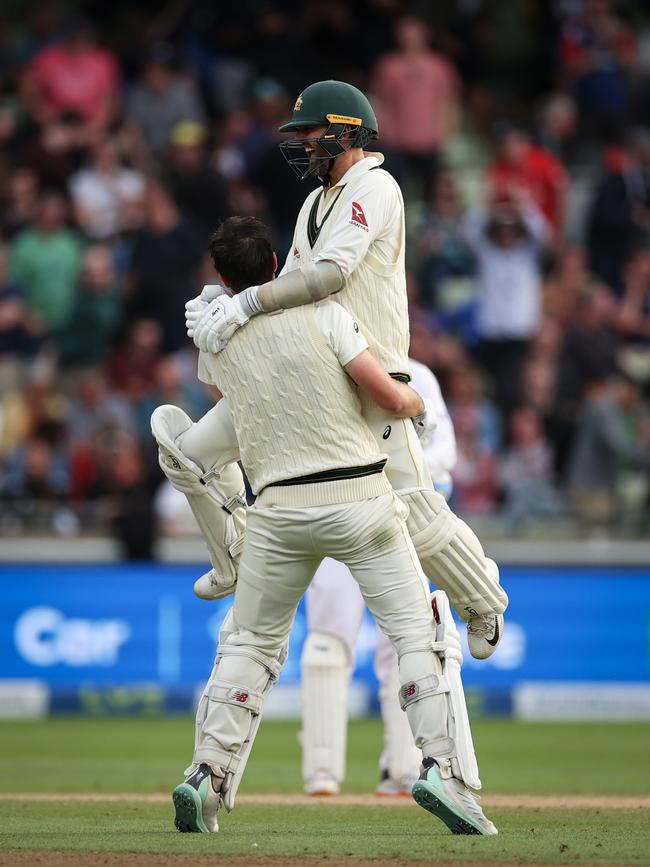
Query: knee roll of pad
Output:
[[400, 487, 507, 619]]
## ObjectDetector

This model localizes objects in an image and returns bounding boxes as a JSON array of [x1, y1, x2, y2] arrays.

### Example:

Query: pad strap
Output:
[[207, 682, 264, 715], [399, 674, 449, 711]]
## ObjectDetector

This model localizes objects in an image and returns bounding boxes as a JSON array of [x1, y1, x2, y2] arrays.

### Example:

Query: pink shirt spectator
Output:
[[24, 44, 120, 126], [372, 50, 458, 154]]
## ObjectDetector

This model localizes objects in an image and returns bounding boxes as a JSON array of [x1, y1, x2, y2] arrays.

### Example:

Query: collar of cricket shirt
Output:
[[326, 152, 385, 194]]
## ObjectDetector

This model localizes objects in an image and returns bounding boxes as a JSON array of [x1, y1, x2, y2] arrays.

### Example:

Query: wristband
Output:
[[238, 285, 262, 318]]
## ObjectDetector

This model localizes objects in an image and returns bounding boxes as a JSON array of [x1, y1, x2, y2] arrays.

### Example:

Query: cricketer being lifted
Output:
[[152, 216, 497, 836], [185, 80, 508, 657], [302, 358, 458, 797]]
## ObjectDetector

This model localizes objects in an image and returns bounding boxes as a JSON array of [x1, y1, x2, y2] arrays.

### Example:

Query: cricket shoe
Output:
[[172, 763, 221, 832], [304, 772, 340, 796], [467, 613, 504, 660], [193, 568, 237, 601], [412, 758, 497, 835], [375, 769, 417, 797]]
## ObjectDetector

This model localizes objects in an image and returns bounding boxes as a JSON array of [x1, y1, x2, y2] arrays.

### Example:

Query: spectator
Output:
[[68, 138, 145, 240], [487, 122, 569, 239], [84, 429, 158, 559], [0, 244, 44, 365], [1, 166, 40, 240], [544, 244, 593, 325], [446, 362, 502, 454], [566, 372, 650, 530], [21, 17, 120, 132], [500, 407, 565, 529], [410, 170, 475, 312], [8, 191, 83, 334], [536, 93, 578, 163], [128, 181, 204, 353], [2, 435, 72, 533], [372, 15, 460, 195], [557, 0, 636, 139], [450, 405, 500, 517], [586, 129, 650, 294], [463, 193, 551, 413], [127, 45, 206, 158], [107, 318, 163, 398], [616, 247, 650, 344], [163, 121, 231, 238], [66, 367, 135, 446], [57, 245, 124, 367]]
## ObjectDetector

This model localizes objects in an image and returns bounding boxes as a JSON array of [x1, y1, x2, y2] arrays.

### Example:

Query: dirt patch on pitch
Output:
[[1, 793, 648, 809]]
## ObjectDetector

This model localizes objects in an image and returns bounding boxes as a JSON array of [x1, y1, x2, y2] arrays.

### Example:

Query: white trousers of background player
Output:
[[303, 557, 420, 794]]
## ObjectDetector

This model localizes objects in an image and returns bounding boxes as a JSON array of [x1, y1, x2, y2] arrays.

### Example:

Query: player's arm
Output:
[[255, 174, 396, 313], [345, 351, 424, 418], [198, 173, 394, 332], [315, 300, 423, 418]]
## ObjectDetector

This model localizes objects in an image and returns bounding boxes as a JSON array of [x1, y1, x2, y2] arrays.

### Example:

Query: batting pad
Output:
[[151, 404, 247, 596], [401, 487, 508, 619], [301, 631, 350, 785], [376, 647, 421, 784], [430, 589, 481, 790]]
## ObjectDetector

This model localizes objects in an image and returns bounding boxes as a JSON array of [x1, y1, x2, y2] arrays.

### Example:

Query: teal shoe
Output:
[[172, 763, 220, 833], [412, 759, 497, 835]]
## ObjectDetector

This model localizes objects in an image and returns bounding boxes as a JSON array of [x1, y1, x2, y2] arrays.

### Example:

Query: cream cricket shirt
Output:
[[281, 153, 410, 376], [198, 300, 389, 502]]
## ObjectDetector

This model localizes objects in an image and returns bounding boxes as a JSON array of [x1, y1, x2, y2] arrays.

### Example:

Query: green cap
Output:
[[279, 80, 378, 135]]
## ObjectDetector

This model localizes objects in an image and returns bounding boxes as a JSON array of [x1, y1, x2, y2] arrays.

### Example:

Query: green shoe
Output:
[[172, 764, 220, 833], [412, 759, 498, 835]]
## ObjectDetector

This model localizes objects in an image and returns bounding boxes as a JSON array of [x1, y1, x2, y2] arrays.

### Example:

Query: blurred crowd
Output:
[[2, 0, 650, 556]]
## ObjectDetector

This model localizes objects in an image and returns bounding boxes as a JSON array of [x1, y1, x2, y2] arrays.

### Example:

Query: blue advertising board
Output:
[[1, 564, 649, 711]]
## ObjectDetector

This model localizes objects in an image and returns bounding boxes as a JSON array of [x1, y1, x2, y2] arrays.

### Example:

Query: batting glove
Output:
[[192, 288, 260, 354], [412, 397, 438, 447], [185, 285, 227, 339]]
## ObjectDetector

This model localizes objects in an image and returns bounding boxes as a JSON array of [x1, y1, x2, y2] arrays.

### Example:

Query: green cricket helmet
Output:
[[278, 80, 379, 181]]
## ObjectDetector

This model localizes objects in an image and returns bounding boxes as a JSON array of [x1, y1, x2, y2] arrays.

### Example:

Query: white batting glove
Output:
[[412, 397, 438, 447], [191, 291, 255, 354], [185, 285, 227, 338]]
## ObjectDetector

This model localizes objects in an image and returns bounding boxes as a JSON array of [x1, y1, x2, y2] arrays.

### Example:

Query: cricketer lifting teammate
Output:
[[152, 215, 498, 835]]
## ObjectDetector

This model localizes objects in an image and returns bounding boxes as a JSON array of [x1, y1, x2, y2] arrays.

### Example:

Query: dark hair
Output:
[[208, 216, 275, 292]]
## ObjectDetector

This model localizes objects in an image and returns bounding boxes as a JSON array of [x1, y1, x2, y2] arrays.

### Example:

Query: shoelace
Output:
[[467, 615, 494, 637]]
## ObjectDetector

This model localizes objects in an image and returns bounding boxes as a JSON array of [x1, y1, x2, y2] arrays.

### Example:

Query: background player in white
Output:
[[152, 216, 497, 836], [303, 359, 458, 796], [185, 80, 507, 660]]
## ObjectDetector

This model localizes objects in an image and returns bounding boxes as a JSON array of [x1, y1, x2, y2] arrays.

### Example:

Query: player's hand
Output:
[[191, 293, 251, 354], [185, 285, 227, 339], [412, 397, 437, 447]]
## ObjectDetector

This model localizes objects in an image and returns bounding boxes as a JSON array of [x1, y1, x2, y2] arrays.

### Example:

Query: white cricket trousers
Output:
[[195, 489, 449, 771]]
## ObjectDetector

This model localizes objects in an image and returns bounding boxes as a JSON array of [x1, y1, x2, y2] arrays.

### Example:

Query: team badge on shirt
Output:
[[293, 246, 300, 258], [350, 201, 368, 229]]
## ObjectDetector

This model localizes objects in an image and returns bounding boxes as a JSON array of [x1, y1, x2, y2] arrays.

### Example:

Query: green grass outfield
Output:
[[0, 717, 649, 865]]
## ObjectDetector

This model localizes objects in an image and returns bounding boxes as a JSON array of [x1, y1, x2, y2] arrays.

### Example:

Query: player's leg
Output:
[[329, 492, 496, 835], [362, 401, 507, 657], [374, 626, 421, 796], [151, 404, 246, 599], [174, 504, 320, 832], [302, 559, 365, 794]]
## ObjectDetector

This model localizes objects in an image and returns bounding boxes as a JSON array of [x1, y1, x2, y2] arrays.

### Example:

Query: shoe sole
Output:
[[412, 780, 488, 835], [172, 783, 209, 833]]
